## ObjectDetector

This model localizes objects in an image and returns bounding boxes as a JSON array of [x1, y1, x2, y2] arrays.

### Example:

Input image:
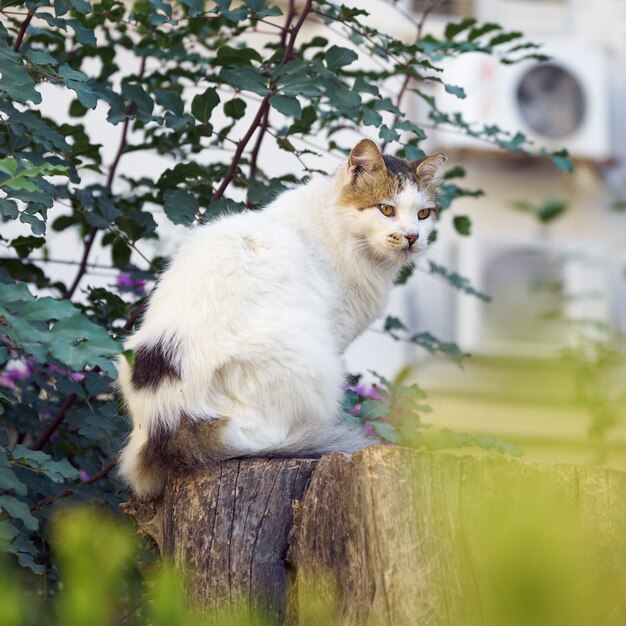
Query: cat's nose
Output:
[[405, 233, 418, 247]]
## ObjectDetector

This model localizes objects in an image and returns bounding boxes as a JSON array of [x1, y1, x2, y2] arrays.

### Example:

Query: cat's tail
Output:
[[261, 419, 377, 458], [118, 415, 231, 500]]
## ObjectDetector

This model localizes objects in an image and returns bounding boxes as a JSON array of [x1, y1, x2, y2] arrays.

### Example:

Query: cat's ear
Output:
[[348, 139, 385, 182], [415, 152, 448, 185]]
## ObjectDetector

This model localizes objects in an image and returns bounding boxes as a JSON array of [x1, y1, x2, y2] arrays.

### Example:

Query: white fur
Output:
[[117, 157, 439, 496]]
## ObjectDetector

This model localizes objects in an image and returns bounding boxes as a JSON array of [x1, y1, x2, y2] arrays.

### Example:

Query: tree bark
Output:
[[124, 447, 626, 625]]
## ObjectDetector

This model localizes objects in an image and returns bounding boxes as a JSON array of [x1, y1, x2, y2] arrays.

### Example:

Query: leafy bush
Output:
[[0, 0, 570, 593]]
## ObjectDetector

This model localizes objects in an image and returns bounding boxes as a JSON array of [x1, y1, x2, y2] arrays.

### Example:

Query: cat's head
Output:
[[338, 139, 447, 263]]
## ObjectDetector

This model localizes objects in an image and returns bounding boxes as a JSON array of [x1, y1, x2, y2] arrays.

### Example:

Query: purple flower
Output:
[[70, 371, 85, 383], [348, 383, 384, 402], [47, 364, 85, 383], [0, 359, 34, 388], [79, 470, 90, 482], [116, 272, 145, 295]]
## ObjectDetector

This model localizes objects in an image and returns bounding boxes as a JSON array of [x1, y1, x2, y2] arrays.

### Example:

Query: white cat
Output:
[[117, 139, 446, 498]]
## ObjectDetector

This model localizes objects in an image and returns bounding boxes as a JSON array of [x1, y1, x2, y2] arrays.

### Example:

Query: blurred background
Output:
[[8, 0, 626, 471], [348, 0, 626, 471]]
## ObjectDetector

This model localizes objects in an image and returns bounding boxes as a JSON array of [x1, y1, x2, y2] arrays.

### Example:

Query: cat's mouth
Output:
[[400, 244, 419, 256]]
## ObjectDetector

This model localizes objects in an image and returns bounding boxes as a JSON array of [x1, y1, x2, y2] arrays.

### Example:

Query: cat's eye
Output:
[[379, 204, 395, 217], [417, 208, 435, 220]]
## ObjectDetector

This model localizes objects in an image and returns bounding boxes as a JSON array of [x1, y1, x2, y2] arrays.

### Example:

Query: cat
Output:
[[117, 139, 447, 498]]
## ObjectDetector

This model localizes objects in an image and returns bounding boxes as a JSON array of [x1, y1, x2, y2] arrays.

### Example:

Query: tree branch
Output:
[[121, 300, 147, 334], [247, 107, 271, 188], [64, 55, 148, 301], [246, 0, 296, 199], [32, 394, 78, 451], [13, 10, 34, 52], [209, 0, 313, 206], [84, 458, 118, 484], [64, 229, 98, 300], [32, 458, 118, 512], [381, 0, 447, 154]]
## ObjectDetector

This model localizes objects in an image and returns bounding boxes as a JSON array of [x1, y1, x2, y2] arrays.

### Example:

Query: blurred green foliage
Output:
[[3, 485, 626, 626]]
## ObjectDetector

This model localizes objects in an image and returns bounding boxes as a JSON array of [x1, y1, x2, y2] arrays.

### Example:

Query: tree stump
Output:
[[124, 447, 626, 625]]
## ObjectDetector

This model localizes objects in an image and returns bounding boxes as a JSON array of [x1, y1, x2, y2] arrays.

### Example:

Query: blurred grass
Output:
[[409, 354, 626, 470], [3, 459, 626, 626]]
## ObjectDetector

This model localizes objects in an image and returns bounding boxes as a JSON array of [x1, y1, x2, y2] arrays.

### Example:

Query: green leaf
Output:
[[325, 45, 358, 70], [0, 468, 27, 496], [384, 316, 407, 332], [360, 399, 389, 420], [58, 64, 96, 109], [213, 0, 248, 21], [122, 83, 154, 121], [444, 84, 466, 99], [123, 349, 135, 367], [342, 389, 358, 412], [216, 45, 263, 67], [429, 261, 490, 301], [489, 31, 523, 46], [163, 189, 199, 225], [410, 332, 466, 364], [369, 420, 402, 443], [547, 149, 574, 172], [20, 296, 80, 322], [404, 145, 426, 160], [394, 120, 427, 140], [220, 67, 269, 96], [394, 263, 414, 285], [180, 0, 204, 16], [10, 236, 45, 259], [379, 126, 400, 143], [444, 18, 477, 39], [0, 495, 38, 531], [453, 215, 471, 236], [354, 76, 379, 96], [537, 196, 567, 223], [245, 0, 282, 18], [362, 108, 382, 127], [191, 88, 220, 125], [0, 157, 17, 176], [0, 198, 18, 219], [70, 0, 92, 13], [0, 48, 41, 104], [154, 89, 184, 116], [25, 50, 57, 66], [19, 213, 46, 235], [66, 18, 97, 45], [468, 22, 501, 41], [269, 94, 302, 119], [48, 314, 120, 369], [12, 445, 80, 482], [428, 428, 523, 457], [224, 97, 246, 119]]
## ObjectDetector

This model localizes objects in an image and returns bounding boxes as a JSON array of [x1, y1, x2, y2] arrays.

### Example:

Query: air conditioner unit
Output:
[[432, 40, 612, 160], [455, 237, 611, 357]]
